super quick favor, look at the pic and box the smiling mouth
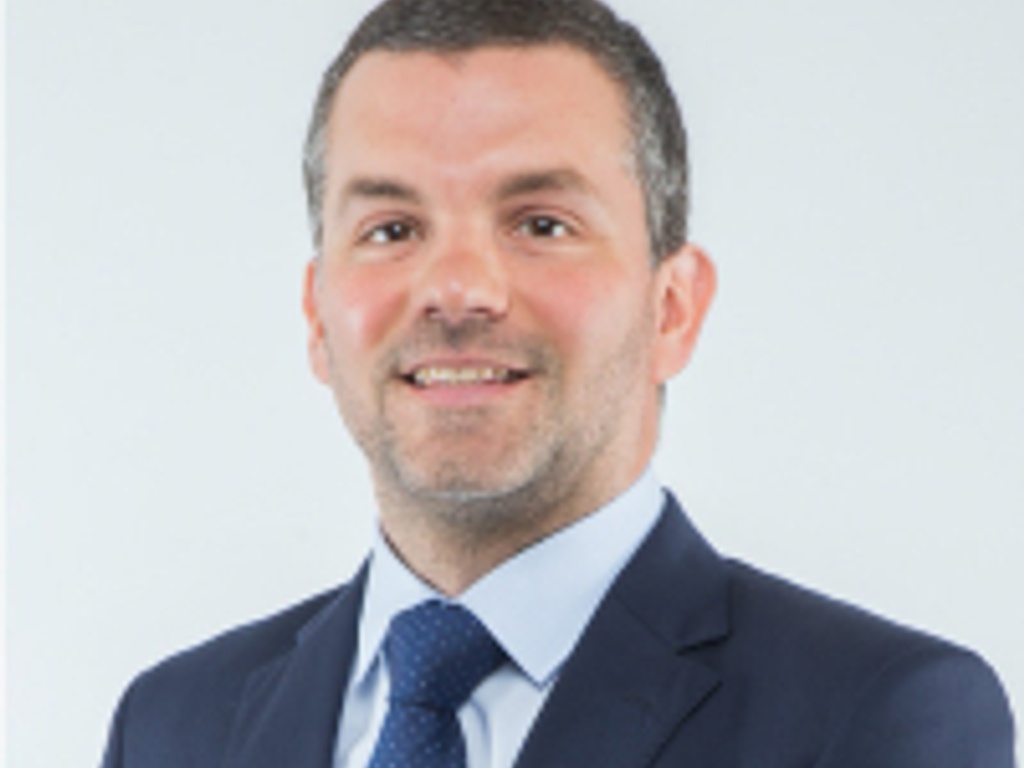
[402,366,530,388]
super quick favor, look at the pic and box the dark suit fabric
[102,496,1016,767]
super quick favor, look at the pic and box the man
[101,1,1016,766]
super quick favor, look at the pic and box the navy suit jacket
[101,496,1016,767]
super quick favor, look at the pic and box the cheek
[523,263,652,355]
[323,266,408,356]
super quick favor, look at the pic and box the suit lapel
[513,496,730,768]
[223,564,368,768]
[219,496,728,768]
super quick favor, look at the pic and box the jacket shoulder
[101,584,350,768]
[138,585,343,692]
[717,560,1015,766]
[727,559,941,658]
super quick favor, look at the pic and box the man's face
[304,45,712,533]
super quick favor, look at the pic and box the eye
[360,219,420,245]
[516,215,573,239]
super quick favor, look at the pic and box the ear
[302,259,331,384]
[651,243,717,384]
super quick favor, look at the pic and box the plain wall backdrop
[8,1,1023,765]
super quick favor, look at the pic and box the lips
[399,362,530,388]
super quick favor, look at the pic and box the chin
[401,466,533,504]
[390,455,558,521]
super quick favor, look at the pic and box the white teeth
[411,367,515,387]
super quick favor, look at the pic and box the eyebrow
[336,168,596,214]
[494,168,596,202]
[338,177,423,213]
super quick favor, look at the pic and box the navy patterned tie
[368,600,506,768]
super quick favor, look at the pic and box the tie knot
[384,601,505,711]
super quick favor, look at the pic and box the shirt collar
[352,468,665,688]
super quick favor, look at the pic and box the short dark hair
[303,0,689,263]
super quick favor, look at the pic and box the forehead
[324,45,633,177]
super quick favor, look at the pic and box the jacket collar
[223,562,368,768]
[511,493,730,768]
[222,493,730,768]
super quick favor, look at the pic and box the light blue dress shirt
[333,469,665,768]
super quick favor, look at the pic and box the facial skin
[303,45,715,594]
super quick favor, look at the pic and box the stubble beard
[330,310,654,552]
[330,319,592,546]
[366,342,582,545]
[373,394,584,544]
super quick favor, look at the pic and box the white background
[7,1,1023,765]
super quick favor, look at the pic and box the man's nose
[413,229,511,323]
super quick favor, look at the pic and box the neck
[379,517,542,596]
[374,461,648,596]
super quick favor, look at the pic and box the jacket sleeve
[816,645,1016,768]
